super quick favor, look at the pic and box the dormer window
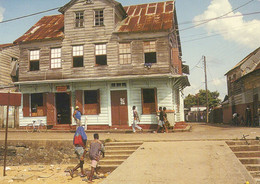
[94,10,104,26]
[75,12,84,28]
[144,41,157,63]
[29,50,40,71]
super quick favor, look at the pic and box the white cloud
[212,77,225,86]
[193,0,260,49]
[0,6,4,22]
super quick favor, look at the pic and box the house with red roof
[223,47,260,126]
[12,0,189,130]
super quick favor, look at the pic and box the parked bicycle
[26,120,47,133]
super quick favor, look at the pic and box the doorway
[56,93,71,124]
[111,90,128,126]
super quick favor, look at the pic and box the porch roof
[14,73,187,85]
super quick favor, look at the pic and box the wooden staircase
[99,141,143,173]
[226,140,260,182]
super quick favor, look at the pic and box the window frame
[75,11,84,28]
[95,43,107,66]
[84,89,100,115]
[72,45,84,68]
[30,93,46,117]
[29,49,40,71]
[50,47,62,69]
[94,9,104,26]
[143,41,157,64]
[119,42,132,65]
[141,88,158,114]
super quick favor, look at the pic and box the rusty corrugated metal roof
[14,14,64,44]
[14,1,175,43]
[116,1,175,33]
[0,43,15,49]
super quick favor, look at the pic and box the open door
[46,93,56,126]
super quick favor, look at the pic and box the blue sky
[0,0,260,100]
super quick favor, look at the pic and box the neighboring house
[185,106,206,122]
[12,0,189,130]
[223,47,260,126]
[0,43,19,128]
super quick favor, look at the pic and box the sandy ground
[0,164,107,184]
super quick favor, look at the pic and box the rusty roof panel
[116,1,175,33]
[14,1,175,43]
[14,14,64,44]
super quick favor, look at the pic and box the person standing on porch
[132,106,143,133]
[245,105,252,127]
[73,106,82,127]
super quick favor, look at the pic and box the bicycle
[26,120,47,133]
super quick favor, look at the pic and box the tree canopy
[184,89,221,109]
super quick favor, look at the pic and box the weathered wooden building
[0,43,19,128]
[13,0,189,129]
[223,47,260,126]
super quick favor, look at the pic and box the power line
[179,0,255,32]
[179,11,260,26]
[0,7,60,24]
[190,57,203,72]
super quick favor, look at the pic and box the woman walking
[132,106,143,133]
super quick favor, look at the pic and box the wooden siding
[0,45,19,86]
[17,0,176,82]
[18,78,182,126]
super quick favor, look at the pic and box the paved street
[0,123,259,141]
[0,123,259,184]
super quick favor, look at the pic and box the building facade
[0,43,19,128]
[223,47,260,126]
[13,0,189,129]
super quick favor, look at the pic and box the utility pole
[203,56,209,123]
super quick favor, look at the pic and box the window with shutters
[142,88,157,114]
[31,93,45,117]
[84,90,100,115]
[29,50,40,71]
[73,45,84,67]
[144,41,157,63]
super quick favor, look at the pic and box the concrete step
[245,164,260,171]
[234,151,260,158]
[250,171,260,178]
[102,155,130,160]
[99,160,124,165]
[98,165,118,173]
[239,158,260,164]
[229,145,260,152]
[105,145,140,150]
[105,142,143,146]
[226,140,260,146]
[105,150,135,155]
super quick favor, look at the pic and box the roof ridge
[123,0,174,8]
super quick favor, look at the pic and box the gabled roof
[115,1,175,33]
[225,47,260,75]
[0,43,15,49]
[58,0,124,14]
[14,14,64,44]
[13,1,176,43]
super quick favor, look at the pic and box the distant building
[185,106,206,122]
[223,47,260,126]
[5,0,189,130]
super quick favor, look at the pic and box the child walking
[88,133,105,182]
[132,106,143,133]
